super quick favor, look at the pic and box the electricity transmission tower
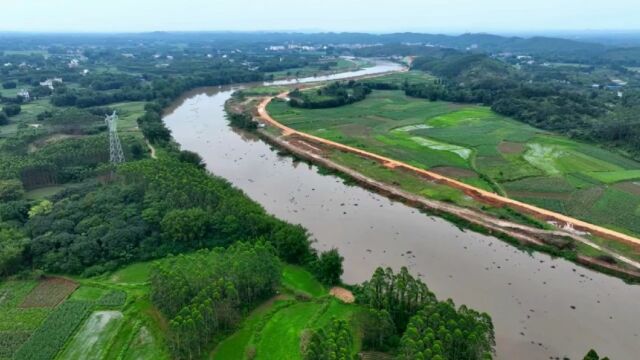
[105,111,125,164]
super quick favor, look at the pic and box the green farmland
[212,266,361,360]
[267,83,640,238]
[0,261,168,360]
[0,260,361,360]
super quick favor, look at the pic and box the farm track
[256,88,640,273]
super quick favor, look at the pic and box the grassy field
[212,265,361,360]
[361,70,435,87]
[282,265,326,297]
[213,298,361,360]
[267,85,640,241]
[110,101,146,141]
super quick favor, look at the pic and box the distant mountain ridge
[1,31,639,65]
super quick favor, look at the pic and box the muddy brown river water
[163,62,640,359]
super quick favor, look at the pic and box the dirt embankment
[220,67,640,279]
[253,120,640,280]
[256,93,640,249]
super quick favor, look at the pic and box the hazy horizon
[4,0,640,33]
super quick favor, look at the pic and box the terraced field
[268,88,640,237]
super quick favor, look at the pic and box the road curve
[257,93,640,249]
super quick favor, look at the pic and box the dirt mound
[498,141,525,154]
[329,287,355,303]
[431,166,477,178]
[614,181,640,196]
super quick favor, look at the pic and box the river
[163,61,640,359]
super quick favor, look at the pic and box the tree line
[355,267,495,359]
[289,81,372,109]
[302,317,354,360]
[150,242,281,359]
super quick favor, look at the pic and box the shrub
[2,105,21,117]
[0,180,24,202]
[2,81,17,89]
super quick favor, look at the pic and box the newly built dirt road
[257,92,640,257]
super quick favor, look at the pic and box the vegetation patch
[430,166,478,178]
[123,326,166,360]
[254,301,329,359]
[0,331,31,359]
[586,169,640,184]
[97,290,127,307]
[614,181,640,196]
[523,143,564,175]
[409,136,471,159]
[14,300,92,360]
[498,141,525,154]
[282,265,326,298]
[107,261,155,284]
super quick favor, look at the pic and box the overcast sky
[4,0,639,33]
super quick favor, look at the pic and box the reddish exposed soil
[20,277,78,308]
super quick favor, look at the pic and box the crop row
[0,330,31,359]
[14,300,92,360]
[97,290,127,307]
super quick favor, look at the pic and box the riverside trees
[289,81,372,109]
[302,318,353,360]
[397,302,495,360]
[149,242,281,359]
[356,267,495,359]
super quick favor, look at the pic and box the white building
[17,89,30,101]
[40,78,63,90]
[68,59,80,68]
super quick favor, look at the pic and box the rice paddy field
[267,83,640,238]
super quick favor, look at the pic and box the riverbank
[254,125,640,282]
[245,88,640,281]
